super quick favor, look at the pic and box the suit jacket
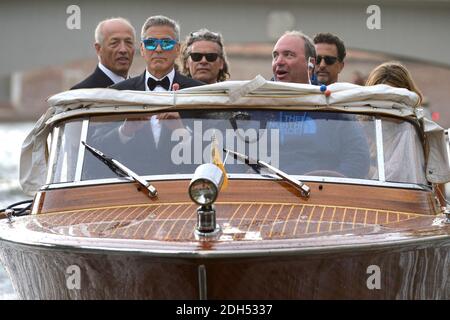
[110,70,204,90]
[70,66,114,89]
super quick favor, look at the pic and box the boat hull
[1,237,448,299]
[1,180,449,299]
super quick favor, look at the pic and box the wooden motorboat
[0,78,449,299]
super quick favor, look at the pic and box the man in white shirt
[71,17,136,89]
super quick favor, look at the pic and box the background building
[1,0,449,126]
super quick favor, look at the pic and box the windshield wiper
[224,148,311,198]
[82,142,157,198]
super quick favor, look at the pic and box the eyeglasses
[142,38,177,51]
[189,52,220,62]
[316,55,338,65]
[190,31,221,40]
[187,31,223,47]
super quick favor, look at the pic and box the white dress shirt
[145,69,175,147]
[118,68,176,147]
[98,63,127,84]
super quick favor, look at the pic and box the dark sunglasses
[316,55,338,65]
[142,38,177,51]
[189,52,220,62]
[190,31,220,38]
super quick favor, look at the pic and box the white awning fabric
[19,76,450,194]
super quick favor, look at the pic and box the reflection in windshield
[81,110,372,180]
[267,112,370,178]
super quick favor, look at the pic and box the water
[0,122,35,300]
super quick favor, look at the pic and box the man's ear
[94,43,101,55]
[140,42,145,57]
[338,61,344,73]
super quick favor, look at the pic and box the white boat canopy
[20,76,450,194]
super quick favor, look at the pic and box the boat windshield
[48,109,427,185]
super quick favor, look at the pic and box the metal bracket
[195,205,221,238]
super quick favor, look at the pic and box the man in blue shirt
[270,31,370,178]
[272,30,316,84]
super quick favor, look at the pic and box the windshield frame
[44,109,428,190]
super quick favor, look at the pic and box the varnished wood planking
[27,201,430,242]
[34,179,438,215]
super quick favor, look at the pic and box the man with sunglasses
[313,33,346,85]
[111,15,203,91]
[181,29,230,84]
[71,17,136,89]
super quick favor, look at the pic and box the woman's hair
[365,61,423,106]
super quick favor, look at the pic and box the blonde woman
[365,61,423,107]
[366,61,426,183]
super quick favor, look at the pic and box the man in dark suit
[111,15,203,91]
[84,16,204,179]
[110,14,204,149]
[71,17,136,89]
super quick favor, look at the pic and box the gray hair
[283,30,316,61]
[94,17,136,44]
[181,28,230,82]
[140,15,180,41]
